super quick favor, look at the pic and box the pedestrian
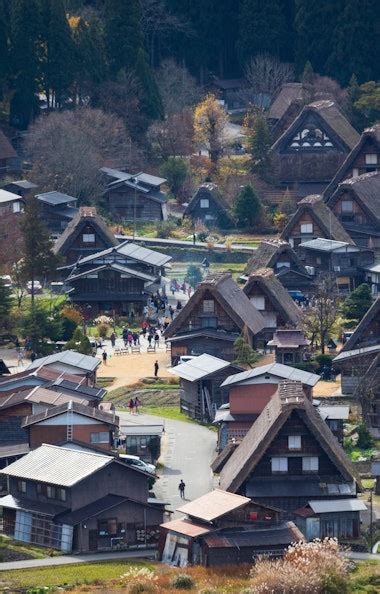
[176,300,182,311]
[154,332,160,348]
[187,286,192,298]
[30,351,37,363]
[169,305,174,320]
[127,332,133,346]
[132,331,139,346]
[135,397,141,414]
[110,332,116,348]
[128,398,134,414]
[17,349,24,367]
[102,350,108,365]
[154,360,159,377]
[147,333,153,347]
[178,480,186,499]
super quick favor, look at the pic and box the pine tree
[135,48,163,120]
[104,0,143,76]
[246,113,272,174]
[341,283,373,324]
[234,185,261,229]
[237,0,287,65]
[20,196,58,305]
[64,327,92,355]
[233,336,260,368]
[0,278,13,328]
[40,0,76,108]
[301,61,315,104]
[0,0,8,100]
[9,0,41,128]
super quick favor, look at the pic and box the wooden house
[2,179,37,198]
[268,83,304,141]
[183,183,234,228]
[244,240,313,292]
[324,123,380,200]
[0,444,164,552]
[27,351,101,386]
[243,268,302,341]
[101,168,167,222]
[270,100,360,198]
[0,130,18,175]
[218,380,363,541]
[36,191,78,235]
[63,241,172,316]
[267,329,310,366]
[53,207,118,265]
[164,273,266,362]
[159,489,301,567]
[281,194,355,251]
[316,404,350,445]
[298,238,373,294]
[169,354,243,422]
[215,363,320,450]
[327,172,380,249]
[0,189,24,216]
[22,400,119,451]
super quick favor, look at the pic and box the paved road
[0,548,157,571]
[118,411,217,516]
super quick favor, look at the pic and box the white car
[27,280,42,294]
[0,275,12,288]
[119,454,156,474]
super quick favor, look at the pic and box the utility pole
[133,179,137,241]
[369,489,374,552]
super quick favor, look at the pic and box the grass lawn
[349,560,380,592]
[0,535,57,561]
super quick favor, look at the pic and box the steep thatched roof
[0,129,17,160]
[184,183,233,221]
[244,240,308,277]
[341,297,380,352]
[328,171,380,224]
[219,380,360,493]
[269,83,303,121]
[243,268,302,326]
[53,207,118,256]
[164,273,265,339]
[281,194,355,244]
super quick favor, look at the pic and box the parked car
[0,275,12,288]
[27,280,42,294]
[342,330,354,344]
[119,454,156,474]
[288,290,307,303]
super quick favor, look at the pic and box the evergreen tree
[9,0,41,128]
[64,327,92,355]
[0,0,8,100]
[185,265,203,288]
[160,157,188,198]
[40,0,76,108]
[104,0,143,76]
[233,336,260,368]
[341,283,372,324]
[301,61,315,104]
[237,0,287,64]
[135,48,163,120]
[234,185,261,229]
[20,196,58,305]
[246,113,272,174]
[0,278,13,329]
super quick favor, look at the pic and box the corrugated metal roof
[7,179,37,190]
[0,493,67,517]
[169,354,232,382]
[203,523,300,548]
[27,351,100,373]
[221,363,320,388]
[334,344,380,361]
[135,173,166,187]
[299,238,357,252]
[36,191,77,206]
[308,499,367,514]
[160,518,211,538]
[0,444,113,486]
[318,405,350,420]
[0,189,22,204]
[117,242,172,267]
[177,489,250,522]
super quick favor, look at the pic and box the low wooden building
[2,179,37,198]
[53,207,118,265]
[36,191,78,234]
[169,354,243,422]
[0,444,164,552]
[0,129,18,175]
[218,380,363,541]
[0,189,24,216]
[183,183,233,228]
[27,351,101,386]
[327,171,380,250]
[243,268,302,341]
[324,123,380,200]
[244,240,313,292]
[270,100,360,198]
[267,329,310,366]
[101,168,167,222]
[165,273,266,362]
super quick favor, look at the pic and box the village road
[118,411,217,516]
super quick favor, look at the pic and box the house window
[98,518,119,536]
[201,317,217,328]
[302,456,319,472]
[341,200,353,213]
[83,233,95,243]
[90,431,109,444]
[276,261,290,269]
[203,299,215,313]
[352,168,359,177]
[17,480,26,493]
[200,199,209,209]
[300,223,313,234]
[271,457,288,473]
[59,488,66,502]
[365,154,378,165]
[251,296,265,310]
[288,435,301,450]
[12,202,21,213]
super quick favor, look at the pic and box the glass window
[17,480,26,493]
[201,317,217,328]
[352,168,359,177]
[83,233,95,243]
[59,489,66,502]
[365,154,378,165]
[203,299,215,313]
[200,199,209,208]
[12,201,21,213]
[271,457,288,473]
[300,223,313,234]
[302,456,319,472]
[288,435,301,450]
[251,296,265,310]
[341,200,353,213]
[90,431,109,444]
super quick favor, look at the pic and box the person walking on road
[154,360,159,378]
[178,480,186,499]
[128,398,134,414]
[135,397,141,414]
[110,332,116,348]
[102,350,108,365]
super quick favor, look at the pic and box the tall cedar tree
[104,0,143,75]
[341,283,373,323]
[10,0,41,128]
[294,0,343,75]
[326,0,379,85]
[0,278,13,329]
[237,0,287,65]
[0,1,8,100]
[234,185,261,229]
[20,196,58,305]
[40,0,75,108]
[135,48,163,120]
[247,114,272,174]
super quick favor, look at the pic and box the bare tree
[302,275,339,353]
[25,108,136,203]
[148,109,194,159]
[0,212,24,273]
[156,59,201,116]
[241,54,294,109]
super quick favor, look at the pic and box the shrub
[357,423,374,450]
[97,323,110,340]
[156,220,176,239]
[170,573,195,589]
